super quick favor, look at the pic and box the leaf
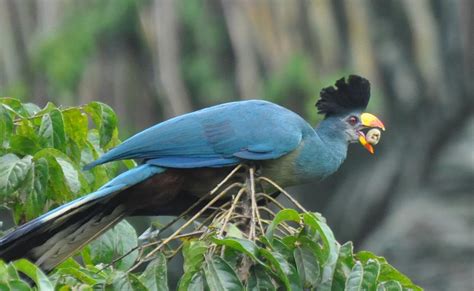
[186,271,206,291]
[139,253,169,291]
[34,148,84,199]
[55,267,98,285]
[203,256,243,291]
[182,240,207,274]
[333,242,356,290]
[362,259,380,291]
[356,252,422,291]
[6,280,30,291]
[38,109,67,152]
[9,135,42,156]
[12,259,54,291]
[259,249,292,290]
[89,220,138,270]
[63,108,88,146]
[0,105,13,147]
[302,212,339,290]
[247,265,276,291]
[376,280,403,291]
[107,271,145,291]
[265,209,301,242]
[345,262,364,291]
[0,98,29,118]
[0,154,32,198]
[293,245,320,288]
[84,102,118,148]
[21,103,41,116]
[179,240,208,290]
[211,236,261,263]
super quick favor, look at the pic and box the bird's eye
[347,116,358,125]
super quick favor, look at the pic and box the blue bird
[0,75,385,271]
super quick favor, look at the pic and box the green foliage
[0,100,421,290]
[0,98,134,224]
[0,211,422,290]
[33,0,144,95]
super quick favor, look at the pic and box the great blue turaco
[0,75,385,272]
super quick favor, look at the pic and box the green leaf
[0,260,20,281]
[345,262,364,291]
[211,236,261,263]
[293,245,320,288]
[0,154,32,198]
[107,271,145,291]
[84,102,118,148]
[333,242,356,290]
[0,105,13,147]
[38,109,67,152]
[63,108,88,146]
[55,267,98,285]
[186,271,206,291]
[302,212,339,290]
[203,256,243,291]
[179,240,208,290]
[356,252,422,291]
[89,220,138,270]
[362,259,380,291]
[6,280,30,291]
[10,135,42,156]
[139,253,169,291]
[376,280,403,291]
[34,148,83,199]
[12,259,54,291]
[247,265,276,291]
[182,240,207,274]
[21,103,41,116]
[265,209,300,242]
[0,98,29,118]
[259,249,293,290]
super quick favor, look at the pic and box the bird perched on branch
[0,75,385,272]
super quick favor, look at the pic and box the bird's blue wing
[85,100,312,169]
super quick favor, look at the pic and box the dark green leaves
[0,99,127,224]
[204,256,243,290]
[293,245,320,288]
[89,220,138,271]
[0,154,32,197]
[139,253,169,291]
[84,102,118,148]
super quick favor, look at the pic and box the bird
[0,75,385,272]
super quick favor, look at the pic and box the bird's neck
[293,117,349,182]
[314,117,349,158]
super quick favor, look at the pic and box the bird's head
[316,75,385,154]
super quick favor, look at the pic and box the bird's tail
[0,164,164,272]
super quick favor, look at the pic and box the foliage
[0,98,134,225]
[0,211,422,290]
[0,100,422,290]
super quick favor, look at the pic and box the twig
[256,193,285,210]
[130,182,242,271]
[257,177,308,212]
[249,167,265,236]
[218,188,246,237]
[210,164,244,195]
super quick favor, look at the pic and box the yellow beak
[359,113,385,154]
[360,113,385,131]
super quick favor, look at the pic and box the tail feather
[0,164,164,272]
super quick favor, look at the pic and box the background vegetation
[0,0,472,290]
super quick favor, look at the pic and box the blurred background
[0,0,472,289]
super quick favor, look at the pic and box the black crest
[316,75,370,116]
